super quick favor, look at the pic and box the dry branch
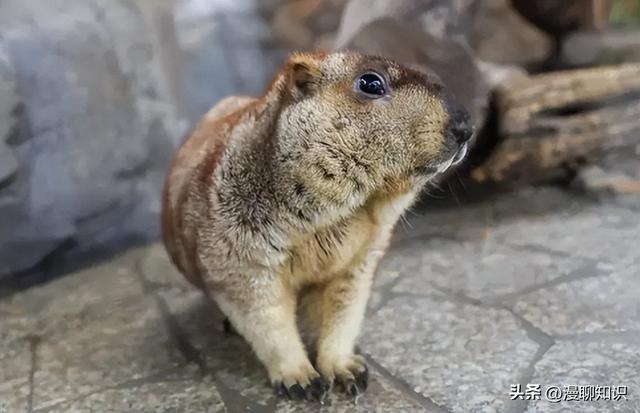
[471,64,640,184]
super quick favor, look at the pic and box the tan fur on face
[161,51,470,399]
[275,54,451,215]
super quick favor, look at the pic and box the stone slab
[360,294,539,413]
[526,340,640,413]
[1,187,639,412]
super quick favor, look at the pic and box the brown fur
[161,51,472,401]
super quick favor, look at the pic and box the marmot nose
[443,97,474,144]
[448,117,473,144]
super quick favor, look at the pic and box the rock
[527,340,640,413]
[508,0,612,69]
[270,0,323,50]
[335,0,489,126]
[268,0,349,51]
[0,46,19,185]
[361,294,538,413]
[469,0,552,66]
[562,30,640,67]
[476,59,528,90]
[175,0,288,123]
[573,165,640,195]
[0,0,185,278]
[510,0,612,40]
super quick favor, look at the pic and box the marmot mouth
[436,142,468,174]
[452,142,469,166]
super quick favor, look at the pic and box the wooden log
[471,64,640,184]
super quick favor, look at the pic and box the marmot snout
[161,51,473,402]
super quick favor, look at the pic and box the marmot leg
[304,271,373,397]
[211,276,330,401]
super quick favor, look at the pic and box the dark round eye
[356,72,387,98]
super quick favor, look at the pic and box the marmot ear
[288,52,324,98]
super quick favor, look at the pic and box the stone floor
[1,186,639,413]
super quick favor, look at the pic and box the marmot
[161,51,473,402]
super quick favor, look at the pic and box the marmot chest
[283,210,378,287]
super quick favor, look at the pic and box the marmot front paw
[272,369,330,402]
[319,353,369,398]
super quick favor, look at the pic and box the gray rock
[387,189,640,308]
[52,378,228,413]
[0,0,185,278]
[469,0,551,65]
[361,294,538,413]
[333,0,547,129]
[389,237,588,302]
[0,45,19,185]
[0,248,185,411]
[526,340,640,413]
[174,0,288,123]
[335,0,489,126]
[0,309,32,413]
[384,186,640,338]
[364,187,640,412]
[562,30,640,67]
[512,266,640,337]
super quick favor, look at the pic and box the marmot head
[274,51,474,203]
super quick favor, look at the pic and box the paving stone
[360,294,539,413]
[398,187,586,245]
[485,199,640,336]
[139,242,193,293]
[0,251,143,412]
[0,249,189,411]
[512,267,640,336]
[387,237,586,302]
[525,340,640,413]
[31,306,182,411]
[2,187,639,412]
[380,187,605,303]
[384,189,640,340]
[490,203,640,272]
[47,376,227,413]
[0,300,32,413]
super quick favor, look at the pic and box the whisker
[420,186,445,200]
[400,213,413,230]
[448,180,461,206]
[429,180,445,192]
[456,171,469,196]
[404,206,422,218]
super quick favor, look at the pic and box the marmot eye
[356,72,387,98]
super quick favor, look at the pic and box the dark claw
[273,382,288,398]
[338,363,369,398]
[222,318,237,336]
[273,378,330,402]
[289,383,306,400]
[308,377,330,402]
[355,364,369,392]
[347,380,359,397]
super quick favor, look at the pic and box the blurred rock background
[1,0,639,283]
[0,0,184,281]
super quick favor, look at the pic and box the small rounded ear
[288,53,324,98]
